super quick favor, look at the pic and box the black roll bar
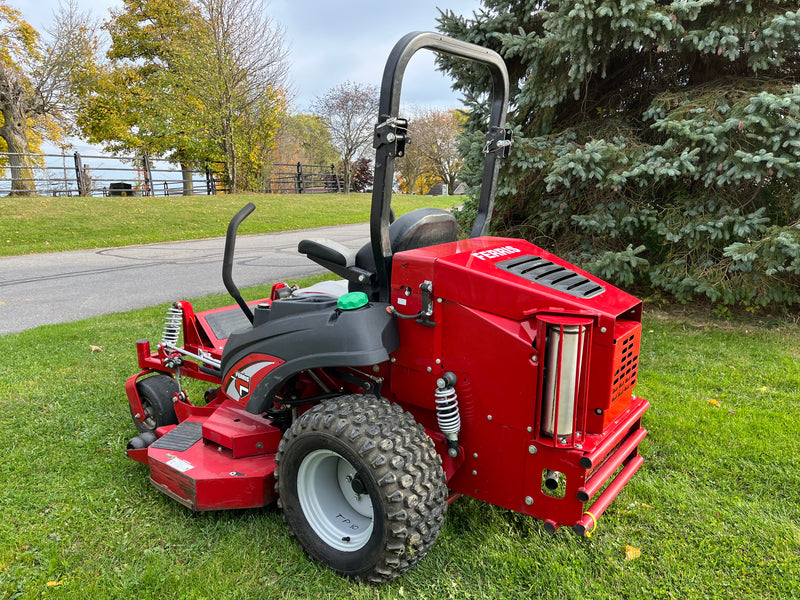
[370,31,510,302]
[223,202,256,323]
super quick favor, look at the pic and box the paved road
[0,223,369,335]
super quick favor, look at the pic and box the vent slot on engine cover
[496,255,605,299]
[611,328,639,403]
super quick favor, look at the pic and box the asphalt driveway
[0,223,368,335]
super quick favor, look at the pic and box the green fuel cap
[337,291,369,310]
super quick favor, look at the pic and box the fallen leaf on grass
[625,545,641,561]
[90,345,103,352]
[707,398,721,407]
[641,503,655,509]
[46,580,61,587]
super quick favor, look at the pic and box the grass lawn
[0,193,461,257]
[1,192,798,597]
[0,285,798,598]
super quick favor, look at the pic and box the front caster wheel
[131,374,179,433]
[275,395,448,583]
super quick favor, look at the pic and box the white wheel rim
[296,449,374,551]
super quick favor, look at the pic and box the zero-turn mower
[124,31,649,583]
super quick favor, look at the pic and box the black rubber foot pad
[204,307,251,341]
[150,421,203,452]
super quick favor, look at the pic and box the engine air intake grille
[612,330,639,402]
[496,255,605,299]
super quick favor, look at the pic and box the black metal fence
[0,152,225,197]
[266,162,342,194]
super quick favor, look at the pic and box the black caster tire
[131,374,179,433]
[275,395,448,583]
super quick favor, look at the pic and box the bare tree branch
[311,81,378,193]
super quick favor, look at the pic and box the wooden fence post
[295,162,303,194]
[73,152,86,196]
[205,166,216,195]
[142,153,153,196]
[332,164,342,193]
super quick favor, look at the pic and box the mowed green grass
[0,193,461,256]
[0,290,798,599]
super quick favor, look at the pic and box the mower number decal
[471,245,521,261]
[167,456,194,472]
[224,355,284,406]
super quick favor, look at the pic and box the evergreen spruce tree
[438,0,800,307]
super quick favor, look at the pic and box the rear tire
[132,374,179,433]
[275,395,447,583]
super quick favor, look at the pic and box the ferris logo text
[471,245,521,261]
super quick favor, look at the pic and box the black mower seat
[354,207,458,272]
[297,207,458,294]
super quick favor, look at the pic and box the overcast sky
[17,0,485,112]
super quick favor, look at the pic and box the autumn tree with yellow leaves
[80,0,290,193]
[0,0,99,195]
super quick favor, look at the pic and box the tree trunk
[342,159,351,194]
[228,149,237,193]
[223,133,237,194]
[180,161,194,196]
[446,175,456,196]
[0,106,37,196]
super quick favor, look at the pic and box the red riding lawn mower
[124,32,649,583]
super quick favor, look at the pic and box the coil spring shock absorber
[435,371,460,457]
[161,304,183,347]
[160,304,185,396]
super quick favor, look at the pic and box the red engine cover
[385,236,648,531]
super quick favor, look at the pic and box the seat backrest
[354,207,458,272]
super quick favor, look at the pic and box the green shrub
[438,0,800,307]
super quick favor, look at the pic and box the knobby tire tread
[274,394,448,584]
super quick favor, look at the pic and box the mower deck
[129,399,280,511]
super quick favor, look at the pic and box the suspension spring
[161,305,183,347]
[435,371,461,437]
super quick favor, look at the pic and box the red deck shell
[147,419,278,511]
